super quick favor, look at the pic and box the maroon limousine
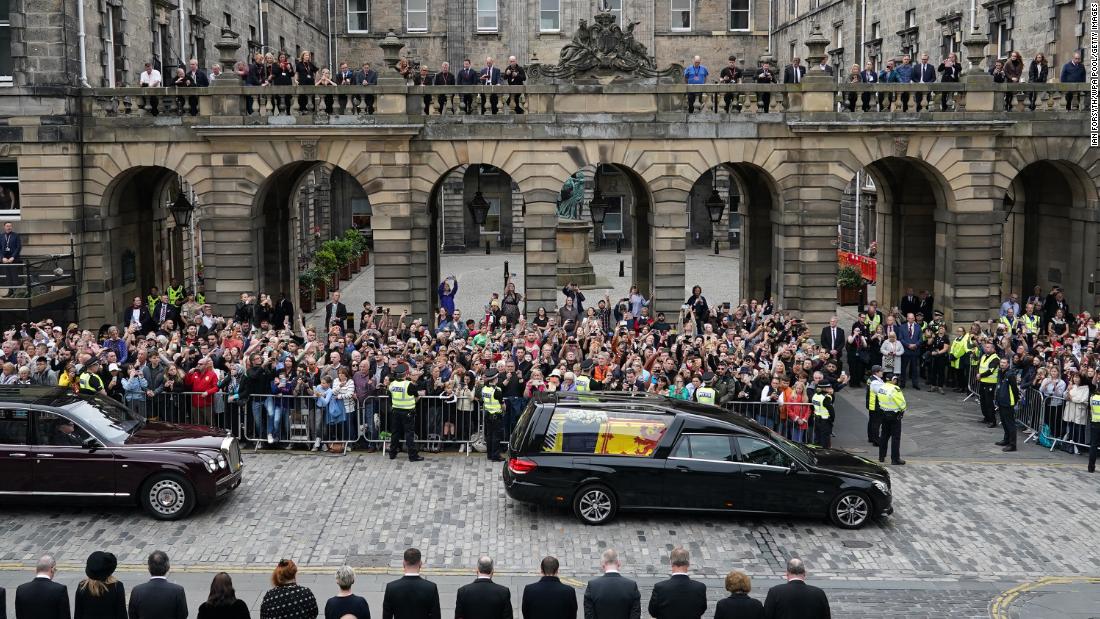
[0,386,243,520]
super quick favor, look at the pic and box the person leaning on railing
[937,53,960,112]
[1026,53,1048,111]
[1060,52,1086,110]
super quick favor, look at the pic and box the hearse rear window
[541,409,670,456]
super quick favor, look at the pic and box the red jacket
[184,368,219,407]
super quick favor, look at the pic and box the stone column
[650,187,688,319]
[777,176,845,328]
[372,195,428,318]
[936,208,1002,326]
[523,189,558,317]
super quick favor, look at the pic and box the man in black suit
[479,56,502,114]
[128,550,187,619]
[325,290,348,332]
[819,316,846,371]
[14,555,69,619]
[432,61,456,113]
[457,58,479,114]
[647,548,706,619]
[783,57,806,84]
[522,556,577,619]
[151,293,180,329]
[455,555,511,619]
[911,52,937,111]
[762,558,830,619]
[382,547,441,619]
[274,291,295,329]
[917,290,934,322]
[583,549,640,619]
[899,288,920,317]
[122,295,152,333]
[186,57,209,115]
[357,62,379,113]
[335,61,356,114]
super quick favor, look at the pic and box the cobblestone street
[2,391,1097,617]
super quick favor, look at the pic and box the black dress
[74,581,127,619]
[324,593,371,619]
[714,592,765,619]
[198,599,252,619]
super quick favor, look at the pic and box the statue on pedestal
[557,171,585,220]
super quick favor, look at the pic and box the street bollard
[619,260,625,277]
[504,260,509,285]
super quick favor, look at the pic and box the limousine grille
[222,437,243,472]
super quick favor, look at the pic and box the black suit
[521,576,577,619]
[714,593,764,619]
[582,572,640,619]
[432,71,456,113]
[457,67,479,113]
[761,580,830,619]
[152,301,180,327]
[783,64,806,84]
[479,67,502,114]
[186,69,209,115]
[646,574,706,619]
[918,296,934,321]
[455,578,512,619]
[75,580,126,619]
[899,295,920,317]
[820,326,846,368]
[382,574,441,619]
[912,63,936,110]
[15,577,69,619]
[122,305,153,332]
[325,301,348,331]
[128,578,188,619]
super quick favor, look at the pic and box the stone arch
[1004,159,1100,314]
[98,164,198,323]
[860,155,952,319]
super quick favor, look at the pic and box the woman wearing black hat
[75,551,126,619]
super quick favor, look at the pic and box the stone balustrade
[82,82,1090,122]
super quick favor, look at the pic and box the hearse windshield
[62,395,144,443]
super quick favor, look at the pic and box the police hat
[701,372,715,383]
[870,364,884,374]
[484,368,500,380]
[580,359,595,371]
[393,364,408,377]
[818,380,834,389]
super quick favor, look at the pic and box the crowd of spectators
[133,47,1089,117]
[5,548,832,619]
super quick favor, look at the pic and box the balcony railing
[84,82,1091,121]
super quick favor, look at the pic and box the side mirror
[83,436,101,450]
[787,461,799,474]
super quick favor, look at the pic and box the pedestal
[556,220,596,287]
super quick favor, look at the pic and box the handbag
[1038,424,1053,448]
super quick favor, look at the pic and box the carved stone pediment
[529,11,681,83]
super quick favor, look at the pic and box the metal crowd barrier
[242,393,360,452]
[722,399,825,445]
[364,394,485,456]
[123,391,240,436]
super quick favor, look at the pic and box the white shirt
[140,69,163,87]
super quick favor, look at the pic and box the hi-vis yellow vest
[979,354,999,384]
[481,385,502,414]
[695,386,716,405]
[1090,394,1100,423]
[389,380,415,410]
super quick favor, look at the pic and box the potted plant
[344,228,368,267]
[328,238,355,280]
[313,247,339,293]
[837,265,864,306]
[298,268,318,312]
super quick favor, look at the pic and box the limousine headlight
[197,452,219,473]
[872,480,890,496]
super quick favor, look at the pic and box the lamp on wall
[466,165,491,254]
[169,190,194,228]
[705,169,727,254]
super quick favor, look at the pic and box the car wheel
[829,490,872,529]
[141,473,196,521]
[573,485,617,525]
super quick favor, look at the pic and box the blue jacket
[1060,61,1085,83]
[895,322,922,355]
[1,231,20,260]
[894,63,914,83]
[880,69,899,83]
[438,280,457,315]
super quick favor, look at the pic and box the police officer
[874,376,907,465]
[867,365,884,447]
[693,372,716,405]
[811,381,835,448]
[167,279,185,307]
[977,342,1000,428]
[481,368,505,462]
[387,365,423,462]
[78,360,107,397]
[949,327,972,393]
[1088,387,1100,473]
[575,360,594,393]
[994,358,1020,452]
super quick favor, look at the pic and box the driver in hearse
[51,418,84,446]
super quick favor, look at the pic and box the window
[224,12,232,28]
[606,0,623,25]
[671,434,735,461]
[734,436,791,467]
[671,0,692,31]
[905,9,916,28]
[407,0,427,32]
[871,21,880,40]
[541,409,670,456]
[942,34,957,59]
[600,195,623,236]
[995,21,1010,58]
[0,409,28,445]
[729,0,749,31]
[476,0,497,32]
[480,197,500,234]
[834,25,842,48]
[788,0,797,17]
[348,0,370,32]
[105,5,118,87]
[35,412,93,447]
[279,36,286,52]
[0,161,18,217]
[0,0,10,83]
[539,0,560,32]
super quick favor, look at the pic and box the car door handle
[676,465,691,472]
[745,472,761,480]
[34,453,53,458]
[8,453,27,457]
